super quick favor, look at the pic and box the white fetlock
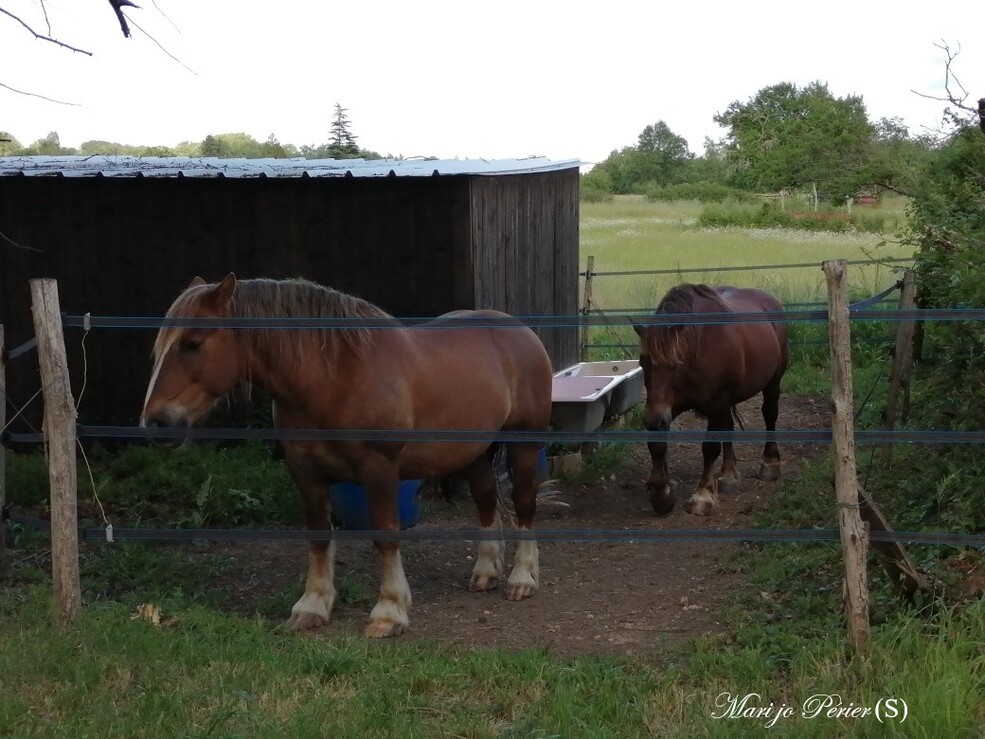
[505,535,539,601]
[287,589,335,631]
[684,488,719,516]
[471,515,505,591]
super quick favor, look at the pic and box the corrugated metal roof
[0,155,581,178]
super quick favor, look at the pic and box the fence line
[0,264,952,649]
[5,510,983,547]
[580,257,913,278]
[7,427,985,445]
[52,306,985,331]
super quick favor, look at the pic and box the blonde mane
[152,277,395,368]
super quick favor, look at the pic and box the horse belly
[396,441,494,479]
[732,325,785,398]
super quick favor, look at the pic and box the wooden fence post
[580,256,594,362]
[30,279,82,626]
[881,270,917,468]
[0,324,6,564]
[823,259,870,651]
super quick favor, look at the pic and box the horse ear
[212,272,237,308]
[188,276,206,288]
[632,323,646,337]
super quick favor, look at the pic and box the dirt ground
[210,393,831,658]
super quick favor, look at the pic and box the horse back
[407,309,553,428]
[713,286,788,387]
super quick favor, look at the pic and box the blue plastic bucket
[494,447,549,487]
[329,480,422,530]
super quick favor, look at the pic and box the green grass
[578,194,911,396]
[1,578,982,737]
[7,442,299,528]
[580,195,912,315]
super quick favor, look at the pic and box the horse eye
[179,338,203,354]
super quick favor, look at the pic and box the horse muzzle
[141,413,190,447]
[644,408,672,432]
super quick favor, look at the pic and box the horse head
[632,284,713,431]
[633,321,686,431]
[141,273,243,440]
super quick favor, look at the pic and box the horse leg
[757,379,782,481]
[462,450,504,592]
[363,459,411,638]
[717,412,741,495]
[685,411,729,516]
[646,440,675,515]
[284,458,336,631]
[505,442,540,601]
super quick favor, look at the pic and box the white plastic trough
[550,360,646,433]
[555,360,645,418]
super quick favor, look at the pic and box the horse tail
[488,441,508,482]
[731,405,746,430]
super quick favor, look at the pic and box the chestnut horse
[634,284,788,516]
[141,274,552,638]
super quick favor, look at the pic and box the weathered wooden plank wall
[0,169,578,430]
[469,170,579,370]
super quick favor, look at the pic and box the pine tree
[328,103,359,157]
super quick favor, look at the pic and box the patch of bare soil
[211,394,830,657]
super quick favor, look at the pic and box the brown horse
[141,274,553,638]
[634,284,788,516]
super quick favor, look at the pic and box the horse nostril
[144,414,185,446]
[644,411,672,433]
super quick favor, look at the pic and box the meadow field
[4,196,984,738]
[579,196,912,314]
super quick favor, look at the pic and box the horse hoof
[505,582,537,601]
[469,574,500,592]
[284,610,330,632]
[364,620,406,638]
[684,491,718,517]
[757,462,781,482]
[648,484,675,516]
[718,477,740,496]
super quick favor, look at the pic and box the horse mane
[643,283,729,366]
[153,277,395,369]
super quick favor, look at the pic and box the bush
[5,452,49,508]
[580,186,613,203]
[644,181,758,204]
[697,201,889,233]
[4,443,300,528]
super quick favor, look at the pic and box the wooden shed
[0,155,580,428]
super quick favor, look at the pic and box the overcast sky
[2,0,982,165]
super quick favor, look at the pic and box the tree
[859,117,933,196]
[896,45,985,530]
[20,131,76,155]
[0,131,22,155]
[1,1,141,103]
[327,103,359,158]
[591,120,694,193]
[714,82,874,202]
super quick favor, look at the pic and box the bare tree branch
[107,0,140,38]
[151,0,180,33]
[128,16,197,75]
[0,7,93,55]
[0,80,81,106]
[0,227,44,253]
[911,42,979,116]
[40,0,52,36]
